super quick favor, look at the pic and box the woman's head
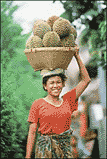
[42,73,67,96]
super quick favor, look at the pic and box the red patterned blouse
[27,88,78,134]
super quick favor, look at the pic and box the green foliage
[79,27,91,46]
[99,21,106,40]
[99,20,106,63]
[1,47,46,129]
[1,1,47,158]
[1,48,46,157]
[55,0,106,69]
[1,1,29,70]
[60,11,69,20]
[1,100,25,158]
[59,1,99,23]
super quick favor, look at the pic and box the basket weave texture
[24,46,79,71]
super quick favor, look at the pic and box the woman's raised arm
[73,48,91,102]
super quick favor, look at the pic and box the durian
[26,35,33,49]
[53,18,71,38]
[69,25,77,40]
[26,35,43,48]
[60,34,75,47]
[43,31,60,47]
[32,19,46,32]
[47,15,59,30]
[33,22,51,39]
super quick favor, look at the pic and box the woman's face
[44,76,64,97]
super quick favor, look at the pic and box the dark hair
[42,73,67,91]
[81,96,86,102]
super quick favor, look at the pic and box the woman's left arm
[73,47,91,102]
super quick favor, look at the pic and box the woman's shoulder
[62,88,76,98]
[33,98,44,104]
[31,98,44,107]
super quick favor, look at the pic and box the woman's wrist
[25,154,31,159]
[74,53,80,59]
[25,156,30,159]
[74,46,79,57]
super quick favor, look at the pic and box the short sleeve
[27,100,39,124]
[63,88,78,113]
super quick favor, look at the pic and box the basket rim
[24,45,79,53]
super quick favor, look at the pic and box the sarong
[35,129,79,158]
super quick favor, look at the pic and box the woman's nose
[53,83,58,87]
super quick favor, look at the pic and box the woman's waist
[38,128,73,137]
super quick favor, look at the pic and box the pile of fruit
[26,15,77,48]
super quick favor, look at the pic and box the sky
[12,1,106,35]
[12,1,66,35]
[12,1,86,36]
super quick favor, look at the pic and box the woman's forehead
[48,76,62,81]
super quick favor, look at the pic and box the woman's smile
[52,89,60,91]
[52,89,61,93]
[52,88,61,93]
[44,76,64,97]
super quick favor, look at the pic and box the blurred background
[1,1,106,158]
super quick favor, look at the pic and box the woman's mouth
[53,89,59,91]
[52,89,61,92]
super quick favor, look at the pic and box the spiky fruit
[47,15,59,30]
[32,19,46,32]
[34,19,46,25]
[33,22,51,39]
[26,35,43,48]
[60,34,75,47]
[43,31,60,47]
[69,25,77,40]
[53,18,71,38]
[26,35,33,49]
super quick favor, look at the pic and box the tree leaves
[56,0,106,69]
[99,21,106,40]
[83,9,98,19]
[79,27,90,46]
[1,2,30,158]
[1,1,26,70]
[1,1,46,153]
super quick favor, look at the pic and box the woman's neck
[45,94,60,102]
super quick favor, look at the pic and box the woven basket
[24,46,79,71]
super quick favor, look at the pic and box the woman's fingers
[71,110,81,119]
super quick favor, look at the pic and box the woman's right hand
[71,110,81,119]
[25,156,31,159]
[25,123,37,159]
[74,46,79,57]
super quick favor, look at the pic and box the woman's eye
[50,82,54,84]
[49,81,61,84]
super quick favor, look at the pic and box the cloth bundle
[40,68,65,78]
[35,128,79,158]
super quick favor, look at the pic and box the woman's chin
[51,92,60,97]
[48,89,62,97]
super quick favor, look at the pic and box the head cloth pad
[40,68,65,78]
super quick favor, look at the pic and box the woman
[25,48,91,158]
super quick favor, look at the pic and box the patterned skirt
[35,129,79,158]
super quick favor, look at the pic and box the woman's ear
[43,84,47,91]
[62,81,65,87]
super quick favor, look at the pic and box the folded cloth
[78,139,95,158]
[40,68,65,78]
[35,129,79,158]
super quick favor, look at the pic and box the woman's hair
[81,96,86,102]
[42,73,67,91]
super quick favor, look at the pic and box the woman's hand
[71,110,81,120]
[25,156,31,159]
[74,46,79,57]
